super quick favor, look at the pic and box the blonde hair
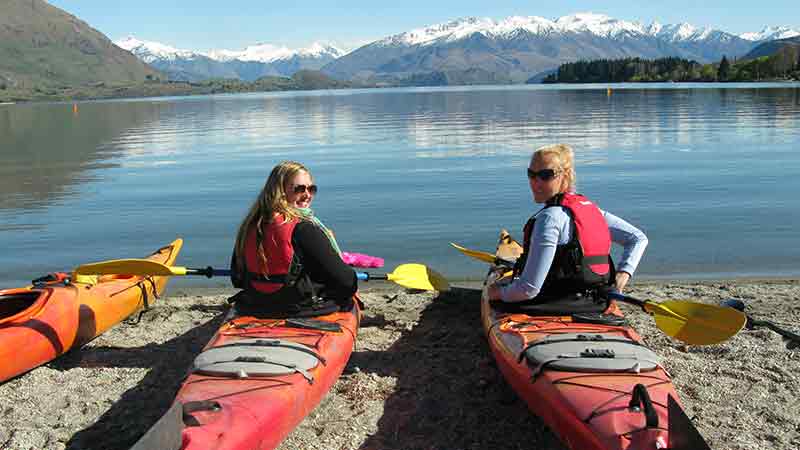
[233,161,312,273]
[532,143,576,193]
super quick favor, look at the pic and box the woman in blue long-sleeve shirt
[486,144,647,304]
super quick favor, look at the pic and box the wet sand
[1,279,798,450]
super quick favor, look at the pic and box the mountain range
[2,2,799,93]
[323,14,800,83]
[121,13,799,84]
[115,37,344,82]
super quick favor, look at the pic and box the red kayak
[481,230,709,450]
[132,300,360,450]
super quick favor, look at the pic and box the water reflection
[0,101,165,212]
[1,84,799,286]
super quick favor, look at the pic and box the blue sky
[49,0,799,51]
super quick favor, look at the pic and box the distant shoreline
[3,79,800,104]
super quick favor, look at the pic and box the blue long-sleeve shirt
[499,207,648,303]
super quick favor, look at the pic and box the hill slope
[0,0,159,89]
[743,36,800,59]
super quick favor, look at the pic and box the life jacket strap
[243,272,289,284]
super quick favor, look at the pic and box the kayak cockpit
[0,290,47,324]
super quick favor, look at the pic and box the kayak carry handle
[629,383,659,429]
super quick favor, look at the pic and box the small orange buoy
[607,87,612,96]
[72,103,78,114]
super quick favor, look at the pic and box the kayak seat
[0,292,41,321]
[571,312,628,327]
[490,291,608,316]
[192,338,324,383]
[522,333,662,380]
[284,318,342,332]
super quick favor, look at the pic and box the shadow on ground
[352,286,567,450]
[63,305,227,450]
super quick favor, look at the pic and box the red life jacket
[229,215,346,317]
[240,214,301,294]
[514,192,614,298]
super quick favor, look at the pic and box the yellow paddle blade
[426,268,451,292]
[75,259,187,276]
[386,264,450,291]
[646,300,747,345]
[450,242,496,264]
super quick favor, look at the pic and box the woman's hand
[615,271,631,293]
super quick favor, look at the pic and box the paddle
[74,259,449,292]
[605,291,746,346]
[355,263,449,291]
[450,242,516,267]
[721,298,800,349]
[451,242,746,345]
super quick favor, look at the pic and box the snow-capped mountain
[648,22,716,42]
[373,13,769,47]
[116,37,201,62]
[116,36,238,81]
[323,13,782,83]
[553,12,648,37]
[377,14,652,47]
[206,42,343,63]
[115,37,345,82]
[740,26,800,42]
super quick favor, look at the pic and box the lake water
[2,83,799,289]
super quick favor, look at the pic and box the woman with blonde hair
[229,161,357,317]
[486,144,647,310]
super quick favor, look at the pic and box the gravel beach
[1,279,798,450]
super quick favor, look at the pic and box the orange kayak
[482,230,709,450]
[132,300,360,450]
[0,239,182,383]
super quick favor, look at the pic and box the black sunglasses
[527,168,560,181]
[292,184,318,194]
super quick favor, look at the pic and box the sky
[48,0,800,52]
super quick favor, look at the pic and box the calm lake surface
[2,83,799,288]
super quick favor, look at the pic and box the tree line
[542,50,800,83]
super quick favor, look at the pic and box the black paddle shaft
[722,298,800,348]
[189,267,383,283]
[606,291,647,311]
[356,273,387,281]
[185,267,232,278]
[750,318,800,346]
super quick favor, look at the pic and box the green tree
[718,55,730,81]
[700,64,716,81]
